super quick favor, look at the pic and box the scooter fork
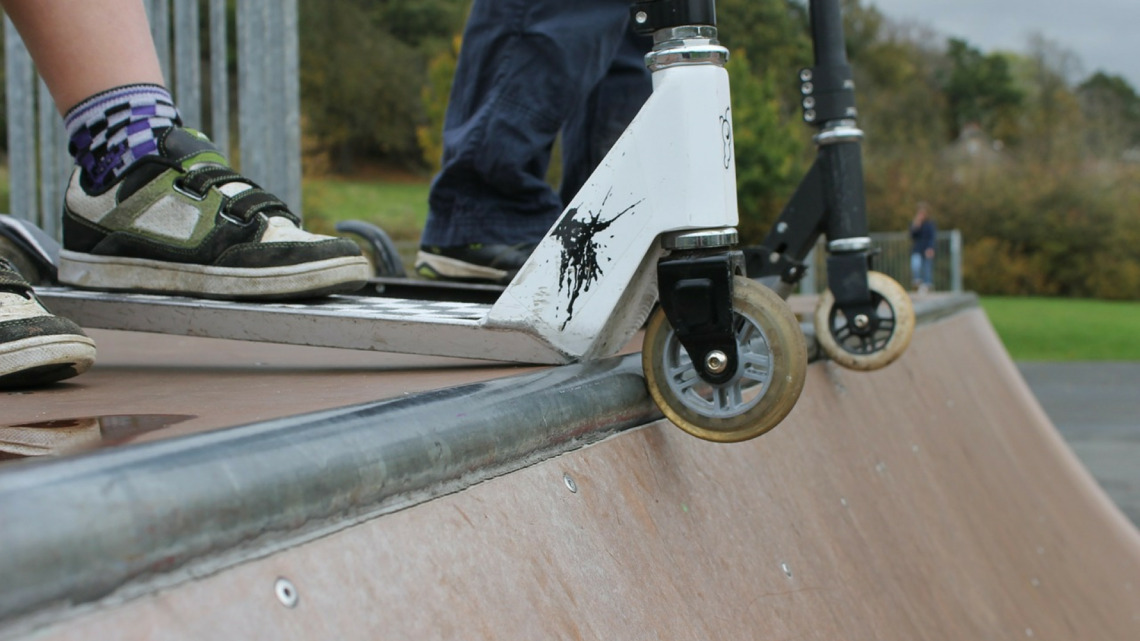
[489,0,808,441]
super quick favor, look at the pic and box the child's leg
[0,0,149,386]
[2,0,370,300]
[0,0,164,114]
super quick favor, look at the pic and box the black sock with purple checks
[64,84,182,193]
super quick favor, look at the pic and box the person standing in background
[909,201,936,294]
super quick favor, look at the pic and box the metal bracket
[825,251,884,339]
[657,249,745,385]
[631,0,717,35]
[798,64,857,124]
[743,161,826,287]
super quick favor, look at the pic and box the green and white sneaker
[59,127,371,300]
[0,259,96,388]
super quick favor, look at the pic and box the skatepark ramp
[1,295,1138,639]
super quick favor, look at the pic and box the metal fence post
[173,0,202,130]
[949,229,963,293]
[237,0,302,216]
[35,78,67,239]
[209,0,230,156]
[800,248,818,295]
[4,19,36,223]
[145,0,172,85]
[236,0,266,202]
[283,0,303,216]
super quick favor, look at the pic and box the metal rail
[801,230,964,294]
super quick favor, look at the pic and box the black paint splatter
[553,190,641,330]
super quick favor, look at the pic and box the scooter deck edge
[34,287,570,365]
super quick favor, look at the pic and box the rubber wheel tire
[643,276,808,443]
[814,270,915,371]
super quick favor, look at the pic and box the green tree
[718,0,809,63]
[841,4,948,152]
[298,0,467,172]
[727,49,806,241]
[417,36,460,172]
[833,2,950,230]
[716,0,811,112]
[1011,35,1084,163]
[375,0,467,49]
[1078,71,1140,158]
[942,38,1023,140]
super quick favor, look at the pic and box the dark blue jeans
[421,0,652,247]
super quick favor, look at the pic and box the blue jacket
[910,219,936,254]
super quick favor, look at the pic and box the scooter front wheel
[814,271,914,371]
[643,277,807,443]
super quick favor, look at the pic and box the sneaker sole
[0,334,97,388]
[414,251,510,284]
[58,251,372,300]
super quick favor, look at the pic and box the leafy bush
[298,0,465,172]
[727,49,809,242]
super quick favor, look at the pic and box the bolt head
[705,350,729,374]
[853,314,870,329]
[275,578,299,608]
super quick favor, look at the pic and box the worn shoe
[0,259,96,388]
[415,243,535,285]
[59,127,371,300]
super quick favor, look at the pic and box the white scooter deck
[33,287,568,363]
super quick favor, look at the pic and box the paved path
[1019,362,1140,527]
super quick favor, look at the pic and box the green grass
[0,165,10,215]
[980,297,1140,361]
[301,176,430,241]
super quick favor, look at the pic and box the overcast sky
[866,0,1140,88]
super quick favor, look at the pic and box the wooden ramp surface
[2,303,1139,640]
[1,329,540,440]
